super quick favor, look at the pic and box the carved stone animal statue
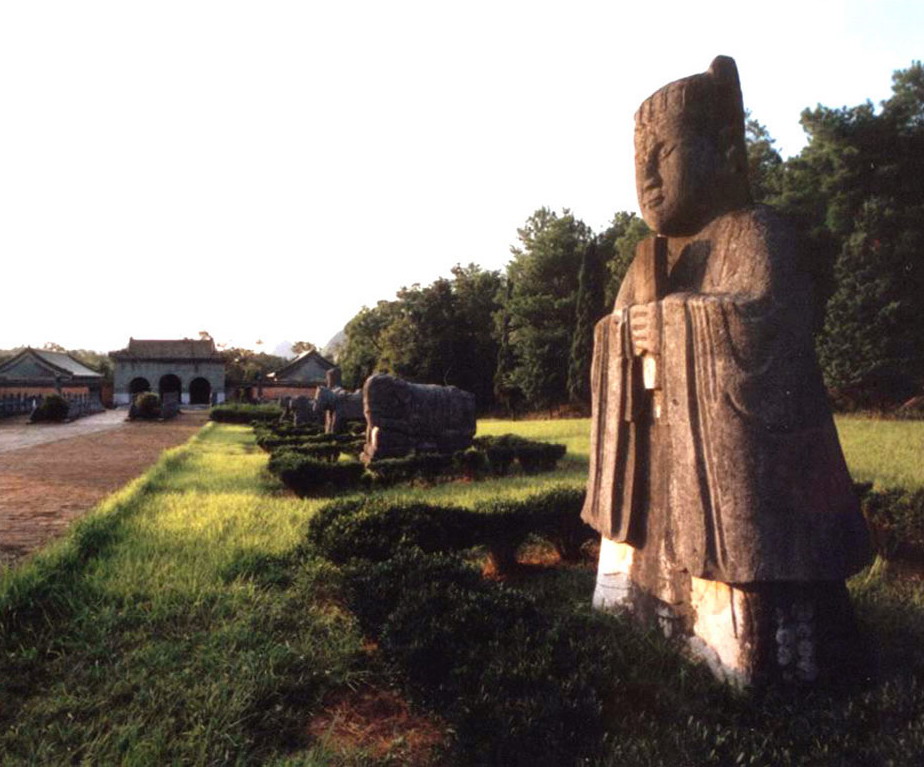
[314,386,364,433]
[361,373,476,462]
[292,395,320,427]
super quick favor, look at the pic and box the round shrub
[485,444,515,475]
[30,393,70,423]
[861,486,924,561]
[472,487,593,569]
[132,392,161,420]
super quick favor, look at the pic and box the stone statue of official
[582,56,870,685]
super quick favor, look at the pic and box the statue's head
[635,56,751,236]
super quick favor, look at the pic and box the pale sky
[1,1,921,356]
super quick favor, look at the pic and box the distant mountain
[322,330,346,361]
[272,340,294,359]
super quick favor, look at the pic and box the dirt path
[0,411,209,568]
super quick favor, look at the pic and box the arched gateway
[189,377,211,405]
[110,338,225,407]
[129,377,151,395]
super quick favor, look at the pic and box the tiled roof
[112,338,221,360]
[269,350,335,380]
[0,348,102,379]
[32,350,102,377]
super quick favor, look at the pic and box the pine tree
[567,242,606,406]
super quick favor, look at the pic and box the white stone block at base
[591,536,752,687]
[592,537,636,610]
[688,577,750,688]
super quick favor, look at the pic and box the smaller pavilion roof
[267,350,335,382]
[0,348,102,380]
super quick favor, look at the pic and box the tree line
[337,61,924,414]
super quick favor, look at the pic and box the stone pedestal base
[593,537,863,687]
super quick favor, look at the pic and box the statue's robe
[582,206,870,583]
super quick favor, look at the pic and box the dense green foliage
[500,209,592,410]
[341,549,611,766]
[305,488,590,573]
[219,347,289,389]
[29,393,70,422]
[306,499,474,564]
[337,264,503,407]
[775,62,924,405]
[861,485,924,561]
[265,435,568,497]
[130,391,161,420]
[209,402,283,424]
[332,62,924,414]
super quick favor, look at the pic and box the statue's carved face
[635,119,724,237]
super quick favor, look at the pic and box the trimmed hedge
[267,436,568,497]
[473,434,568,475]
[474,487,593,571]
[340,549,610,765]
[860,484,924,562]
[305,488,594,573]
[366,453,456,486]
[267,452,366,496]
[306,499,475,564]
[210,403,283,424]
[256,432,363,457]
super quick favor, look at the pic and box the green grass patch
[836,415,924,490]
[0,424,365,764]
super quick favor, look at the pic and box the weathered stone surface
[325,367,342,389]
[160,391,180,420]
[583,56,870,685]
[292,395,317,427]
[361,374,476,462]
[314,386,363,433]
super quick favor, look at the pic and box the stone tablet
[582,56,870,686]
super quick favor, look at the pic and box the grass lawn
[0,425,364,764]
[836,415,924,490]
[1,416,923,764]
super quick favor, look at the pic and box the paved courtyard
[0,410,209,567]
[0,408,128,454]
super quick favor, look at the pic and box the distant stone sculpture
[292,395,317,427]
[314,386,364,433]
[361,374,476,462]
[582,56,870,686]
[160,391,180,420]
[325,367,342,389]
